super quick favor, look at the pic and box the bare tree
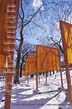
[37,1,72,53]
[14,0,43,84]
[14,0,24,84]
[14,0,72,84]
[19,42,31,77]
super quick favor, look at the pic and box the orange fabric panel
[0,54,6,72]
[0,0,5,53]
[2,0,20,54]
[60,21,72,64]
[48,48,61,71]
[47,51,53,71]
[36,45,61,73]
[25,58,29,75]
[0,0,20,73]
[24,54,36,75]
[0,54,15,73]
[36,45,49,72]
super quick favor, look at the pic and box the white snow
[33,0,43,8]
[33,0,44,10]
[0,71,72,109]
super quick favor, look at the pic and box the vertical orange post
[36,47,39,91]
[36,73,39,91]
[0,0,20,108]
[60,21,72,104]
[38,75,40,83]
[60,70,63,88]
[36,53,38,92]
[62,53,72,103]
[46,73,48,84]
[27,75,29,86]
[5,73,12,109]
[58,50,63,88]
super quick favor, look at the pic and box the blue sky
[14,0,72,64]
[16,0,72,45]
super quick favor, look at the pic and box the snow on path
[0,72,72,109]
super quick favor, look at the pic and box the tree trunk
[53,70,55,74]
[58,45,64,54]
[13,52,21,84]
[50,71,51,76]
[20,61,23,78]
[14,70,20,84]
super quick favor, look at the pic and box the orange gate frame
[60,20,72,104]
[23,54,36,76]
[23,45,63,91]
[0,0,20,72]
[0,1,20,109]
[36,45,61,72]
[36,45,63,91]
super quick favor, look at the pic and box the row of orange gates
[0,0,72,109]
[22,45,63,90]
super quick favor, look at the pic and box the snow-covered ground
[0,71,72,109]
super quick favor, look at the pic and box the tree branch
[24,5,43,26]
